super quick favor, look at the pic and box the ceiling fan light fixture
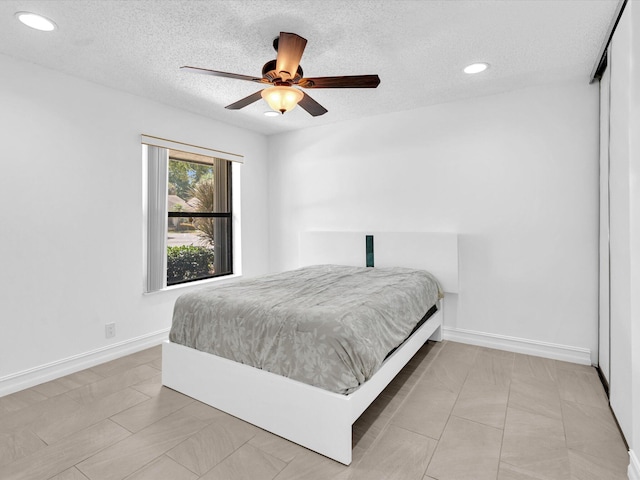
[263,110,280,117]
[261,86,304,114]
[464,62,489,74]
[15,11,57,31]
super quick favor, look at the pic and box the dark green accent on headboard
[366,235,374,267]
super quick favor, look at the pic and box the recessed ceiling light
[15,12,57,31]
[464,63,489,74]
[263,111,280,117]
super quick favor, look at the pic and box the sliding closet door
[608,7,633,441]
[598,61,610,385]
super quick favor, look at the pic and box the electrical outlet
[105,323,116,339]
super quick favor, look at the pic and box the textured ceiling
[0,0,618,135]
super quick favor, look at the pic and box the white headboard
[299,231,459,294]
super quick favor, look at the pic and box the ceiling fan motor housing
[262,59,303,84]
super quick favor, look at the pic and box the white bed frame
[162,232,458,465]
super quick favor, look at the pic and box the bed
[162,231,458,465]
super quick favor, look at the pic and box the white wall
[268,81,599,363]
[0,53,269,392]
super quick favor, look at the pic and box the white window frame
[142,135,243,293]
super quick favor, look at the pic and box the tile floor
[0,341,629,480]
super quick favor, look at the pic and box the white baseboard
[629,449,640,480]
[443,327,592,365]
[0,326,593,397]
[0,328,170,397]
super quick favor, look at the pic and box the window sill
[144,273,243,296]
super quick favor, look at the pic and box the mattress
[169,264,441,394]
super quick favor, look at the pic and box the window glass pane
[166,217,232,285]
[168,154,230,214]
[168,157,214,212]
[167,242,215,285]
[167,216,200,248]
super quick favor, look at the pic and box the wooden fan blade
[298,75,381,89]
[298,93,328,117]
[275,32,307,81]
[181,66,267,84]
[225,90,264,110]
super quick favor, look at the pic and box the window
[143,135,242,292]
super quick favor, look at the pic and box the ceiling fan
[181,32,381,117]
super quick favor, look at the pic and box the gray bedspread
[169,264,441,394]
